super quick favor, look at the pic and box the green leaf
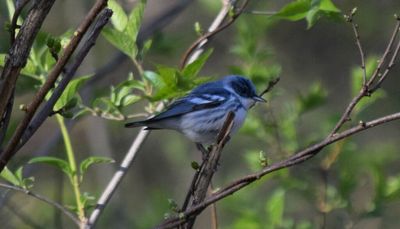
[297,82,327,113]
[6,0,15,21]
[108,0,128,31]
[54,75,91,111]
[306,7,321,29]
[266,189,285,228]
[29,156,72,178]
[110,77,144,107]
[79,156,114,180]
[319,0,340,12]
[182,49,213,78]
[0,167,21,186]
[274,0,311,21]
[126,0,146,40]
[108,0,146,59]
[102,27,137,58]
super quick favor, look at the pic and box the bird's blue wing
[150,88,231,121]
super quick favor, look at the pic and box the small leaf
[29,156,72,178]
[79,156,114,179]
[108,0,128,31]
[266,189,285,228]
[182,49,213,78]
[274,0,311,21]
[102,27,136,58]
[124,0,146,59]
[319,0,340,12]
[0,167,21,186]
[297,82,327,113]
[53,75,91,111]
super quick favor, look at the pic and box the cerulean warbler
[125,75,266,145]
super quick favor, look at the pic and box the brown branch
[14,8,113,153]
[260,77,280,97]
[179,0,250,68]
[346,8,367,86]
[0,182,80,226]
[183,112,234,228]
[0,0,109,172]
[0,0,56,129]
[330,17,400,135]
[158,111,400,229]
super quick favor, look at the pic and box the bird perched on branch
[125,75,266,145]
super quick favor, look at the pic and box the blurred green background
[1,0,400,228]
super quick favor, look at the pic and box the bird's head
[222,75,266,109]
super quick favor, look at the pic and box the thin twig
[330,18,400,135]
[0,183,80,226]
[260,77,280,97]
[244,10,276,15]
[0,0,109,172]
[180,0,250,68]
[346,8,368,86]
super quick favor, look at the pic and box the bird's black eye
[231,78,254,98]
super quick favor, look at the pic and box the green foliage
[273,0,342,28]
[265,189,286,229]
[79,156,115,182]
[0,166,33,189]
[29,156,72,179]
[297,82,327,114]
[102,0,146,60]
[53,75,91,113]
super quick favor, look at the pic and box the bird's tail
[125,120,148,128]
[125,120,163,130]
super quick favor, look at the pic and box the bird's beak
[253,96,267,103]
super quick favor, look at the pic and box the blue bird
[125,75,266,145]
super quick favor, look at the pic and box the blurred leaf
[297,82,327,113]
[0,167,21,187]
[81,192,96,211]
[319,0,340,12]
[274,0,311,21]
[54,75,91,111]
[182,49,213,78]
[79,156,115,180]
[29,156,72,178]
[351,56,379,96]
[108,0,128,31]
[265,189,285,228]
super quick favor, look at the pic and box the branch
[0,183,80,226]
[14,8,113,153]
[86,1,250,227]
[346,8,367,86]
[0,0,56,129]
[183,112,235,228]
[330,17,400,135]
[158,111,400,229]
[180,0,250,68]
[0,0,109,172]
